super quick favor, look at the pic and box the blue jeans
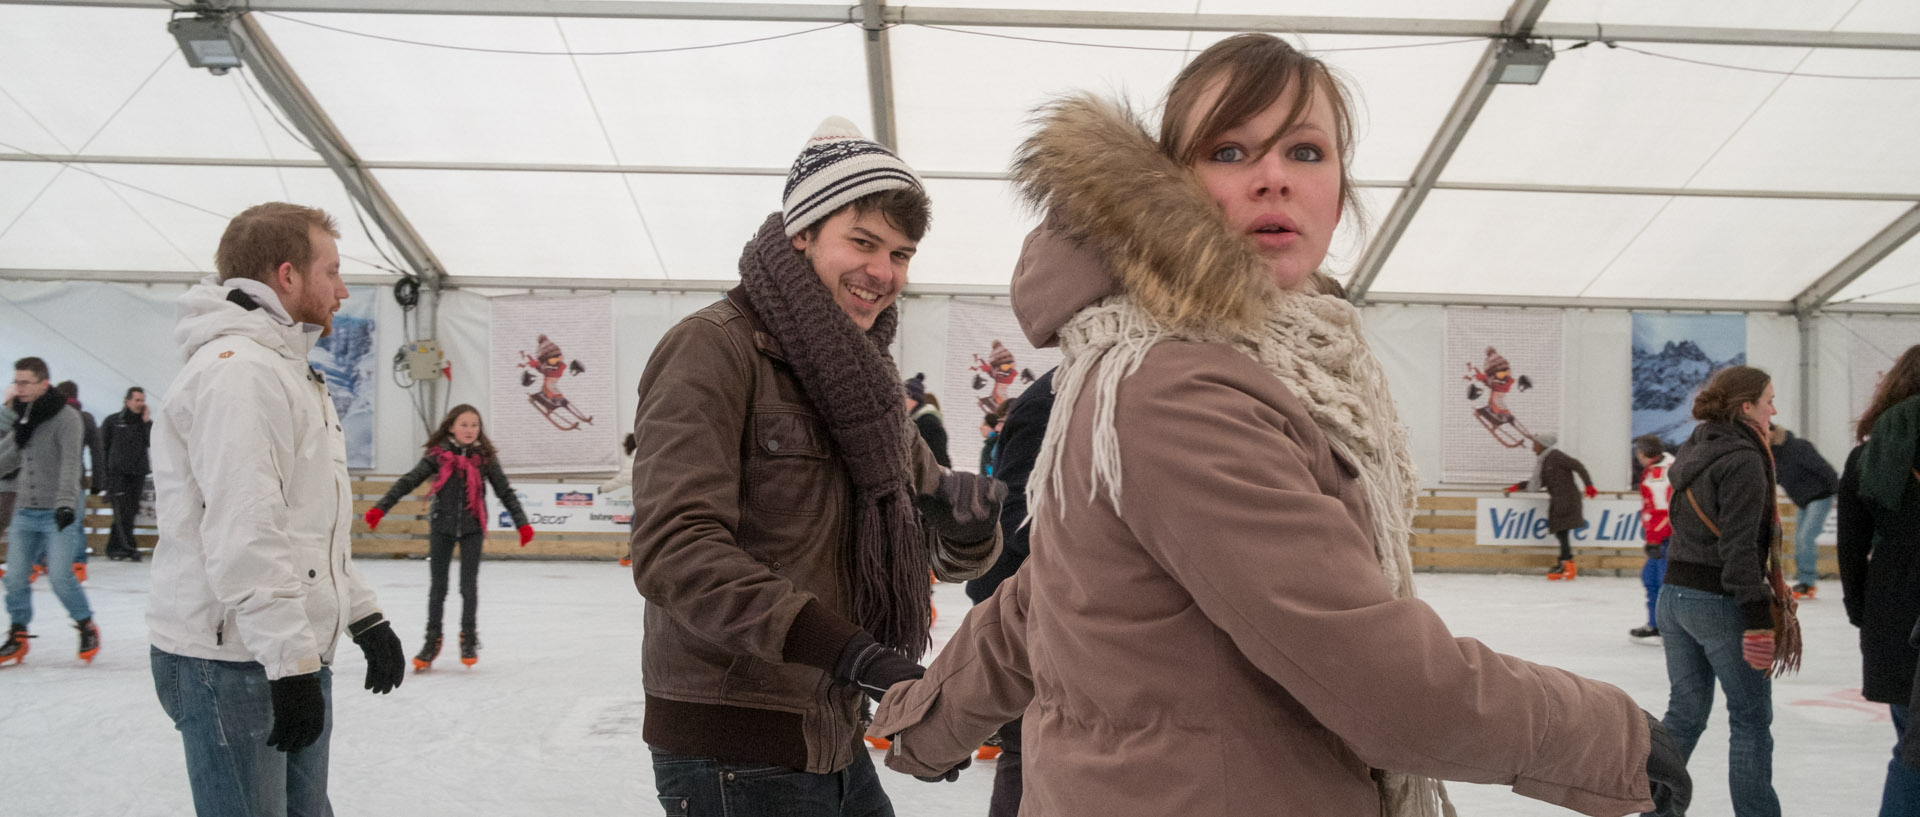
[1642,555,1667,629]
[650,745,893,817]
[1794,496,1833,587]
[151,647,334,817]
[1882,705,1920,817]
[5,508,92,626]
[1657,584,1779,817]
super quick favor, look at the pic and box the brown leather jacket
[629,287,999,774]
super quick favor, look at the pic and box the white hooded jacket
[147,276,381,680]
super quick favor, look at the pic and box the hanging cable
[910,24,1490,55]
[1561,39,1920,81]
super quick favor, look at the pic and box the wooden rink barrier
[6,481,1834,577]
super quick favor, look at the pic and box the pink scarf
[429,447,489,529]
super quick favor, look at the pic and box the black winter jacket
[967,368,1053,604]
[911,406,950,468]
[376,443,529,537]
[1512,448,1594,534]
[1664,420,1778,630]
[100,408,152,478]
[1838,443,1920,704]
[1771,431,1838,507]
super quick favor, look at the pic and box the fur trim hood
[1009,94,1275,347]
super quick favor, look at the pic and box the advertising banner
[486,481,633,534]
[1474,496,1648,546]
[1442,309,1564,483]
[489,295,618,472]
[940,300,1062,473]
[310,285,378,469]
[1631,313,1745,449]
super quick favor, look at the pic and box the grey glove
[915,470,1007,545]
[1646,712,1691,816]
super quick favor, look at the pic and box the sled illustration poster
[489,295,617,473]
[942,300,1062,473]
[1846,317,1920,425]
[309,285,377,469]
[1631,313,1745,449]
[1442,309,1564,483]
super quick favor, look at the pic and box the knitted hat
[989,340,1014,367]
[1483,346,1509,374]
[782,116,922,237]
[1534,431,1558,449]
[904,372,927,403]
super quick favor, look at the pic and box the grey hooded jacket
[1665,419,1778,630]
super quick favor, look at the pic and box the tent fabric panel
[0,6,313,161]
[0,162,391,275]
[1831,238,1920,306]
[1366,189,1671,298]
[1539,0,1919,33]
[374,168,672,280]
[1579,197,1915,301]
[262,13,870,167]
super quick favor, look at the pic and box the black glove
[53,507,75,531]
[834,630,925,703]
[915,753,972,783]
[915,471,1008,545]
[1645,712,1691,816]
[349,615,405,695]
[266,673,327,752]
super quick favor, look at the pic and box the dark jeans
[1554,529,1572,561]
[988,716,1023,817]
[426,529,485,634]
[1882,705,1920,817]
[105,474,144,557]
[1657,584,1778,817]
[650,746,893,817]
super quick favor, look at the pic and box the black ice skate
[0,624,31,666]
[460,631,480,667]
[414,628,442,672]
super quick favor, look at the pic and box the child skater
[364,405,533,669]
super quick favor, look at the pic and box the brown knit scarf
[737,211,931,655]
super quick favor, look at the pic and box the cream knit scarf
[1031,288,1455,817]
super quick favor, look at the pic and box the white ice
[1,560,1888,815]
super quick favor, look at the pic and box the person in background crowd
[601,432,636,567]
[0,356,95,666]
[978,399,1010,477]
[100,386,152,562]
[52,380,102,579]
[1658,364,1790,817]
[365,404,533,670]
[1839,343,1920,817]
[627,116,1004,817]
[1505,431,1600,580]
[1633,434,1675,641]
[905,373,950,468]
[147,202,405,815]
[1769,425,1838,600]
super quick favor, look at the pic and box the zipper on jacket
[315,376,345,660]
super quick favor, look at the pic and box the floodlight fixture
[169,11,240,76]
[1495,38,1554,85]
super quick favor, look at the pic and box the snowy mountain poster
[488,295,617,473]
[309,285,377,469]
[1442,309,1564,483]
[1632,313,1746,449]
[942,300,1062,473]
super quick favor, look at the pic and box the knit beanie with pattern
[782,116,922,237]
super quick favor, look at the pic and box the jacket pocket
[745,410,833,517]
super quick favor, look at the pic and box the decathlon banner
[941,300,1062,473]
[1476,496,1648,546]
[489,295,618,473]
[1442,309,1564,484]
[486,481,634,534]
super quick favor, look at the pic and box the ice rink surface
[0,559,1891,816]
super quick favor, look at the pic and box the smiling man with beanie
[630,117,1004,816]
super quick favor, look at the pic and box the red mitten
[363,508,384,530]
[1584,484,1600,499]
[518,525,535,547]
[1742,629,1775,672]
[1504,482,1523,495]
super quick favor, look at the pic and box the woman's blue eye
[1210,145,1245,163]
[1290,145,1324,162]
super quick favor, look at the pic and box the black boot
[413,628,442,672]
[76,618,100,663]
[459,631,480,667]
[0,624,30,666]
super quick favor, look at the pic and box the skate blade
[461,657,478,667]
[412,658,432,672]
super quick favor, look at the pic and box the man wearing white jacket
[148,202,406,816]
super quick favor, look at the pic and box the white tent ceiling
[2,0,1918,312]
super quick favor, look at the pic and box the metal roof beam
[14,1,1920,51]
[1364,291,1794,313]
[859,0,898,150]
[1792,203,1920,315]
[227,13,449,288]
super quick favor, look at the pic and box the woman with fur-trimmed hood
[869,35,1685,817]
